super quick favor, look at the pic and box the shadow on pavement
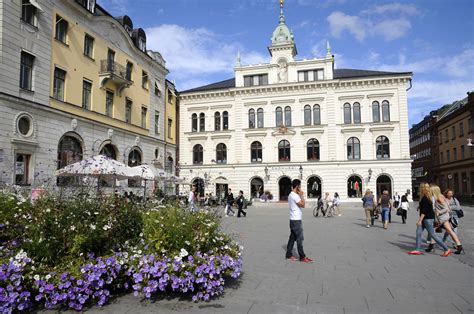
[387,240,415,252]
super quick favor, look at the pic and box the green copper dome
[271,8,294,46]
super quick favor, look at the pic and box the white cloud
[99,0,128,14]
[327,11,412,41]
[445,48,474,77]
[408,80,473,106]
[361,3,420,16]
[145,24,267,90]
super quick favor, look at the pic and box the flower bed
[0,192,242,312]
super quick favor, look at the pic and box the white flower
[94,212,99,215]
[45,274,51,280]
[184,241,190,246]
[90,224,96,230]
[45,208,51,213]
[70,226,76,231]
[179,248,189,258]
[33,274,40,281]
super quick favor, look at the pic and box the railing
[99,60,132,82]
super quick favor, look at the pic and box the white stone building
[178,5,413,202]
[0,0,174,191]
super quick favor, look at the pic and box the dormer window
[132,28,147,52]
[244,74,268,87]
[124,25,132,36]
[138,37,146,51]
[21,0,37,26]
[76,0,95,13]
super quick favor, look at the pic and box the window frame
[193,144,203,165]
[105,90,114,117]
[191,113,197,132]
[353,102,361,124]
[250,141,262,163]
[141,70,148,89]
[304,105,311,126]
[343,103,351,124]
[278,139,291,162]
[347,137,360,160]
[372,101,380,123]
[55,15,68,44]
[82,79,92,110]
[382,100,390,122]
[313,105,321,125]
[20,51,35,91]
[199,113,205,132]
[284,106,292,126]
[248,109,256,128]
[222,111,229,130]
[154,111,160,135]
[83,34,94,59]
[214,112,221,131]
[257,108,264,128]
[307,138,320,161]
[216,143,227,164]
[125,98,132,123]
[167,118,173,139]
[21,0,37,26]
[375,135,390,159]
[53,67,66,101]
[275,107,283,126]
[141,106,147,128]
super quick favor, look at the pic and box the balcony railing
[99,60,132,96]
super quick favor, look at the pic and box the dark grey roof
[334,68,411,79]
[181,78,235,93]
[180,68,411,93]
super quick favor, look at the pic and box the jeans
[237,203,246,217]
[381,207,390,222]
[415,219,448,251]
[189,203,198,212]
[286,220,306,259]
[226,203,235,215]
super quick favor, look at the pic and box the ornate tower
[268,0,297,65]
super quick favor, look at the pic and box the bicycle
[312,199,326,217]
[325,201,336,217]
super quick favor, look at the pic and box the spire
[326,40,332,57]
[236,51,241,67]
[279,0,285,24]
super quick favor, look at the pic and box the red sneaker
[408,251,423,255]
[286,256,298,261]
[300,257,314,263]
[441,249,452,257]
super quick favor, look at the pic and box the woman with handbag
[399,194,409,224]
[408,183,452,256]
[362,189,376,228]
[442,189,462,248]
[429,185,463,255]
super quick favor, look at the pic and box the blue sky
[100,0,474,126]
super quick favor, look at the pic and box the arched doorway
[347,175,362,198]
[57,133,84,186]
[100,143,117,160]
[279,176,292,201]
[128,148,142,187]
[376,175,392,199]
[250,177,264,199]
[192,177,205,197]
[307,176,322,199]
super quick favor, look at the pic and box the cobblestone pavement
[79,202,473,314]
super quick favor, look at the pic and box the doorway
[347,175,362,198]
[15,154,31,186]
[192,177,205,197]
[250,177,264,199]
[279,176,292,201]
[307,176,322,199]
[376,175,392,199]
[215,183,228,205]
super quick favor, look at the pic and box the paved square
[83,202,473,314]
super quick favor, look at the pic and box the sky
[99,0,474,126]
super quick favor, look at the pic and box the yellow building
[165,80,177,145]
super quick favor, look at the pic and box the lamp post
[368,168,373,182]
[299,164,303,180]
[264,165,270,182]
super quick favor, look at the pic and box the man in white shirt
[285,179,313,263]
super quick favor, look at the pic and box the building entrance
[279,176,292,201]
[250,177,264,199]
[347,175,362,198]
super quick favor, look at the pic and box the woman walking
[362,189,376,228]
[188,186,198,212]
[378,190,392,229]
[408,183,452,256]
[442,189,462,248]
[429,185,463,255]
[400,194,409,224]
[236,190,247,218]
[333,192,342,216]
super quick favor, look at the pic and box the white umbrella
[55,155,132,180]
[129,164,166,180]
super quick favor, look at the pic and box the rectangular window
[126,62,133,81]
[168,90,173,103]
[21,0,37,26]
[55,15,68,44]
[125,98,132,123]
[440,152,444,164]
[243,74,268,87]
[453,147,457,161]
[154,82,161,97]
[76,0,96,12]
[20,51,34,91]
[469,118,473,133]
[461,145,465,159]
[446,150,450,162]
[82,80,92,110]
[154,111,159,134]
[53,67,66,101]
[167,119,172,139]
[438,132,442,144]
[459,122,464,137]
[142,71,148,89]
[141,107,147,128]
[451,126,456,140]
[297,69,324,82]
[105,90,113,117]
[83,34,94,58]
[445,129,449,142]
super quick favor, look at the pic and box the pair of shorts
[381,207,390,222]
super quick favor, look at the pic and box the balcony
[99,60,133,96]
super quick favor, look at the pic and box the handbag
[455,209,464,218]
[396,208,403,216]
[449,216,459,229]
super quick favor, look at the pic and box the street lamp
[368,168,373,182]
[299,165,303,179]
[264,166,270,181]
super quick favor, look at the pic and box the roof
[180,69,411,93]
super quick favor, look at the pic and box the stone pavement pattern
[69,202,473,314]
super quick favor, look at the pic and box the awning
[29,0,44,13]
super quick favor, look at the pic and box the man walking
[285,179,313,263]
[225,188,235,217]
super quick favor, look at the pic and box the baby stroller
[313,197,326,217]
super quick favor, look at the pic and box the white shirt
[288,191,302,220]
[400,201,409,210]
[188,191,195,204]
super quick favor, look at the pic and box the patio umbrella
[129,164,167,198]
[55,155,132,181]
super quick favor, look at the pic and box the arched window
[372,101,380,122]
[216,143,227,164]
[199,113,205,132]
[128,148,142,187]
[344,103,351,124]
[193,144,203,164]
[376,136,390,159]
[100,143,117,160]
[347,137,360,160]
[278,139,291,161]
[191,113,198,132]
[307,138,320,161]
[250,141,262,163]
[57,134,83,186]
[275,106,283,126]
[353,102,361,123]
[223,111,229,130]
[214,112,221,131]
[284,106,292,126]
[304,105,311,126]
[248,109,255,128]
[382,100,390,122]
[313,105,321,125]
[257,108,264,128]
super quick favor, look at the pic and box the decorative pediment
[272,126,296,136]
[245,132,267,138]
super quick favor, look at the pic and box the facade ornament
[277,59,288,83]
[134,136,141,146]
[107,128,114,139]
[71,119,78,131]
[326,40,332,57]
